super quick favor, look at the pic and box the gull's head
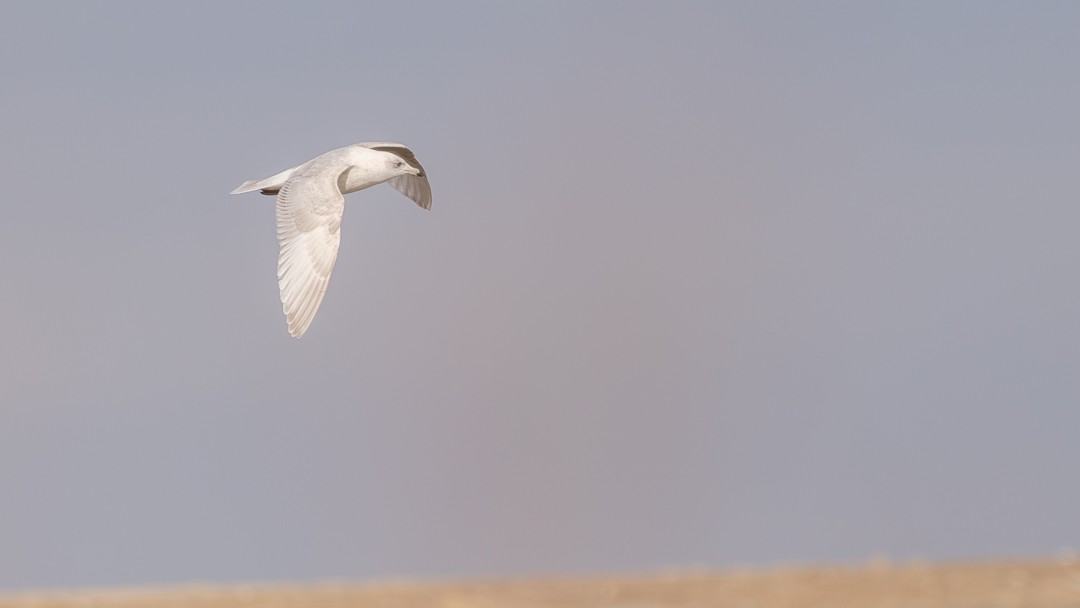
[385,155,422,177]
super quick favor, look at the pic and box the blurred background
[1,0,1078,592]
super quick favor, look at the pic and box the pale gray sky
[1,0,1079,591]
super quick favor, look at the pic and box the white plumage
[232,142,431,338]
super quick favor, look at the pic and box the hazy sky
[2,1,1079,592]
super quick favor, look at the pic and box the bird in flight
[232,142,432,338]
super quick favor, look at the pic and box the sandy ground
[4,557,1080,608]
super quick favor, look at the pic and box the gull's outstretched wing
[276,160,348,338]
[359,142,432,210]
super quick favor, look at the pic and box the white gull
[232,142,431,338]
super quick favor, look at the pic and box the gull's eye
[395,161,403,167]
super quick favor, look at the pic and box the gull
[231,142,431,338]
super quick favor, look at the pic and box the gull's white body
[231,142,431,338]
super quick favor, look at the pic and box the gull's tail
[230,166,299,195]
[230,179,265,195]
